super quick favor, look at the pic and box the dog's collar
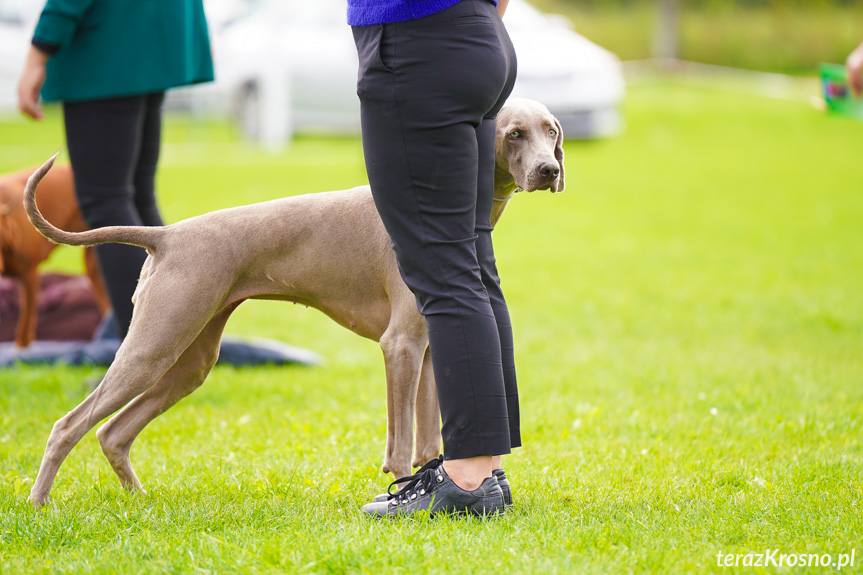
[492,189,520,203]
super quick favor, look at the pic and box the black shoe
[371,456,446,503]
[372,463,513,506]
[493,468,512,506]
[362,456,504,518]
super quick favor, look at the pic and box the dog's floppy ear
[552,117,565,192]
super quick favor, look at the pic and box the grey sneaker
[493,468,512,506]
[362,456,505,518]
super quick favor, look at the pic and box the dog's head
[495,98,565,193]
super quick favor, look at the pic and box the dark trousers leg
[353,0,519,459]
[132,94,165,228]
[475,119,521,450]
[63,92,165,338]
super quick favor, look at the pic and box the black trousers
[353,0,520,460]
[63,92,165,338]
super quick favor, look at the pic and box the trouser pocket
[353,24,394,100]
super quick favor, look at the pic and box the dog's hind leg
[95,302,240,492]
[412,346,441,468]
[379,328,425,480]
[28,283,230,508]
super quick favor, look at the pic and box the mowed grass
[530,1,863,74]
[1,83,862,573]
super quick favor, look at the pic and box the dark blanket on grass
[0,274,321,367]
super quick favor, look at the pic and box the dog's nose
[538,162,560,182]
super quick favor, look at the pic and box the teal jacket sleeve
[32,0,97,48]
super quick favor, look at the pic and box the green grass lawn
[1,83,862,573]
[530,1,863,75]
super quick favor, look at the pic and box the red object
[0,274,103,342]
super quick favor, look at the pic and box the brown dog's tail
[25,154,164,251]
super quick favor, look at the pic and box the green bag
[820,63,863,120]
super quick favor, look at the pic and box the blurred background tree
[530,0,863,73]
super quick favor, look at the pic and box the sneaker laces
[385,455,444,505]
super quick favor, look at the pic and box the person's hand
[18,46,50,120]
[846,40,863,98]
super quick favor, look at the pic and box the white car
[186,0,624,144]
[504,0,625,138]
[189,0,364,145]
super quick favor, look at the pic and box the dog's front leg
[379,330,425,480]
[15,268,39,348]
[412,346,441,468]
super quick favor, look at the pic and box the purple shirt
[347,0,496,26]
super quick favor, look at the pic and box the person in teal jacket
[18,0,213,339]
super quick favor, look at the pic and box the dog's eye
[509,130,520,138]
[548,129,558,137]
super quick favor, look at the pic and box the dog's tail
[25,154,164,251]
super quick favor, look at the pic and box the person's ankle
[442,456,492,492]
[443,467,485,491]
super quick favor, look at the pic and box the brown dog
[0,164,108,348]
[24,98,565,508]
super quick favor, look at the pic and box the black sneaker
[370,456,444,503]
[493,468,512,506]
[372,462,514,506]
[362,456,505,518]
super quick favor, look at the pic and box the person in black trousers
[18,0,212,339]
[61,94,166,337]
[350,0,519,517]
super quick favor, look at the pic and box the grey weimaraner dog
[25,98,565,508]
